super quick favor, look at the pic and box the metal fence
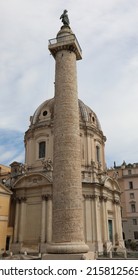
[49,34,82,53]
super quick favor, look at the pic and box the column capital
[20,197,27,202]
[46,194,53,201]
[112,198,120,205]
[11,196,19,202]
[42,194,53,201]
[83,194,97,200]
[92,194,98,200]
[99,195,108,202]
[16,197,21,202]
[14,196,26,202]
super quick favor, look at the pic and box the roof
[30,97,102,131]
[0,164,11,174]
[0,183,12,195]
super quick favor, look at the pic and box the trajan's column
[47,11,89,258]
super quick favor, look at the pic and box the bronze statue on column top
[60,10,70,26]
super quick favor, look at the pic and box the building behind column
[3,12,125,257]
[108,161,138,249]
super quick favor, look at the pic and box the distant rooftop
[113,161,138,169]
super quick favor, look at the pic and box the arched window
[96,145,100,162]
[39,141,46,158]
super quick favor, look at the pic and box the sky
[0,0,138,168]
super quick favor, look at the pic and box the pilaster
[99,195,108,243]
[41,195,47,243]
[13,197,20,243]
[18,197,27,243]
[46,194,52,243]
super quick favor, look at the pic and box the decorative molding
[108,210,113,215]
[41,158,53,171]
[0,216,8,221]
[34,133,49,140]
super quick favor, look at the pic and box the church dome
[25,97,106,174]
[30,97,102,131]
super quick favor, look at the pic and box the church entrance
[24,203,41,244]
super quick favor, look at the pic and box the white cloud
[0,148,15,162]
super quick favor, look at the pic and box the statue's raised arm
[60,10,70,26]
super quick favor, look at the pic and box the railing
[49,34,82,53]
[97,250,138,259]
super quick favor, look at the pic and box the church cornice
[24,129,34,140]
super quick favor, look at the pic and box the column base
[46,242,89,254]
[42,252,95,260]
[118,239,125,248]
[39,243,47,253]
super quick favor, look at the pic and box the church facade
[10,97,124,254]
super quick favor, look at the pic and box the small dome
[30,97,102,131]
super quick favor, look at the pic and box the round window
[43,110,48,116]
